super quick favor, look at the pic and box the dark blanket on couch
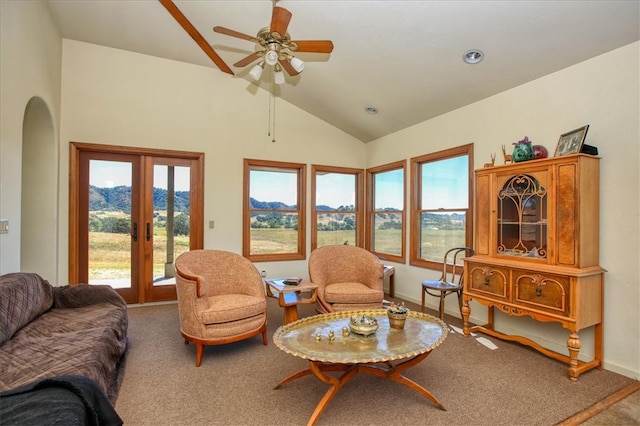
[0,375,122,426]
[0,273,129,403]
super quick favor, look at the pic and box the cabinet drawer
[466,263,509,301]
[513,270,571,316]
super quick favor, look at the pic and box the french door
[69,143,204,304]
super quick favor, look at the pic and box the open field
[250,228,464,260]
[88,226,464,281]
[89,230,189,280]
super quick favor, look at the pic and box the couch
[0,272,128,406]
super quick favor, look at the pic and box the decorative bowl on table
[349,314,379,336]
[387,302,409,329]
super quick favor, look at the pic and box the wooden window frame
[410,143,474,270]
[311,164,364,250]
[366,160,406,263]
[243,159,306,261]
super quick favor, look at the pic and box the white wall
[0,0,62,276]
[367,42,640,379]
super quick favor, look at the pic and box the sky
[90,158,466,210]
[90,160,191,191]
[250,169,404,209]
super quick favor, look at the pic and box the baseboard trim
[555,381,640,425]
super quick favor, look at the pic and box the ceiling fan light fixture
[265,48,279,66]
[463,49,484,64]
[274,64,285,85]
[249,61,265,81]
[289,56,304,73]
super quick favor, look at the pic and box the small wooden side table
[265,279,318,325]
[384,265,395,297]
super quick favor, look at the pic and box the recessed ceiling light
[365,106,379,114]
[463,49,484,64]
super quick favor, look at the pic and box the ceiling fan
[213,3,334,84]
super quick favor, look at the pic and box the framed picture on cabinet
[554,125,589,156]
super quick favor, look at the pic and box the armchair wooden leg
[195,342,204,367]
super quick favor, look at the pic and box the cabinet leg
[566,332,581,382]
[487,305,495,329]
[462,300,471,336]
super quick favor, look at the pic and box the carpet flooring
[115,298,637,425]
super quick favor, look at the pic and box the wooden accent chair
[421,247,474,320]
[174,249,268,367]
[309,245,385,314]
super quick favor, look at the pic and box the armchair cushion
[202,294,266,325]
[324,282,383,304]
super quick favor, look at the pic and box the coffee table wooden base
[274,351,445,426]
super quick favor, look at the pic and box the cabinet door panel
[467,263,509,300]
[475,174,491,256]
[556,163,577,266]
[514,270,571,316]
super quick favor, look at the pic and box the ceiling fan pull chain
[267,79,276,143]
[271,79,277,143]
[267,83,272,138]
[272,91,277,143]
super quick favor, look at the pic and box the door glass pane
[153,165,191,286]
[88,160,132,289]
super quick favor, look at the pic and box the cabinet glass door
[497,174,547,258]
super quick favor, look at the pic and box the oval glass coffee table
[273,309,448,426]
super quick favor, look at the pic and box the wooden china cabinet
[462,153,605,381]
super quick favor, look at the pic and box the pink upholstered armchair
[309,245,385,313]
[174,249,267,367]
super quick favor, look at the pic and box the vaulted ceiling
[47,1,640,143]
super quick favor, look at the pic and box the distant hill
[249,198,359,211]
[89,185,190,214]
[249,198,295,210]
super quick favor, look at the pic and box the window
[410,144,473,269]
[366,161,406,263]
[243,159,306,261]
[311,165,364,250]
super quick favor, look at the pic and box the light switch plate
[0,219,8,234]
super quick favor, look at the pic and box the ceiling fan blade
[291,40,334,54]
[234,51,264,68]
[159,0,233,75]
[270,6,292,38]
[278,59,300,77]
[213,26,258,43]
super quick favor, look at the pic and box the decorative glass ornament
[533,145,549,159]
[512,136,535,162]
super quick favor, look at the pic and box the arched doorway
[21,97,58,281]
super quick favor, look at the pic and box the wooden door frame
[69,142,204,303]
